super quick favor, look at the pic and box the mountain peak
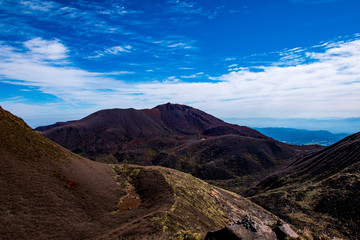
[154,102,193,111]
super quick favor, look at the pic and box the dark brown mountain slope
[244,132,360,239]
[0,106,285,239]
[37,103,268,158]
[152,134,300,193]
[36,103,321,192]
[153,103,266,138]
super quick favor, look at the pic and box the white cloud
[24,38,68,60]
[103,71,135,75]
[0,38,122,91]
[1,38,360,123]
[132,39,360,119]
[179,67,194,70]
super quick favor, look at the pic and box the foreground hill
[255,127,349,146]
[36,103,321,192]
[245,132,360,239]
[0,106,284,239]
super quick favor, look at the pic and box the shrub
[174,230,201,240]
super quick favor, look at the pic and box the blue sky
[1,0,360,132]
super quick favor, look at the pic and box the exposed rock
[205,215,277,240]
[274,220,299,240]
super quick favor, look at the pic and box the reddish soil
[117,184,141,212]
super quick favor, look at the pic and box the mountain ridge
[255,127,350,146]
[36,103,268,139]
[36,103,321,192]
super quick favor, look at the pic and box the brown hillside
[244,132,360,239]
[36,103,320,192]
[0,106,284,239]
[152,134,301,193]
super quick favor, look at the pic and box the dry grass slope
[245,132,360,239]
[99,164,281,239]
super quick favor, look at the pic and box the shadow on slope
[244,132,360,239]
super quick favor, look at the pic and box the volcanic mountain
[36,103,268,155]
[244,132,360,239]
[1,106,291,239]
[36,103,322,192]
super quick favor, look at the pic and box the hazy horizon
[10,104,358,134]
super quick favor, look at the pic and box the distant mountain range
[36,103,321,192]
[225,117,360,134]
[255,127,350,146]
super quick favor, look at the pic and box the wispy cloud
[224,57,236,61]
[167,42,193,49]
[166,0,202,15]
[179,67,194,70]
[148,36,198,55]
[89,45,133,58]
[1,0,126,38]
[20,0,57,12]
[180,72,204,79]
[165,0,227,21]
[1,0,200,68]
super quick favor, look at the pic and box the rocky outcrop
[274,220,299,239]
[205,216,279,240]
[205,216,300,240]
